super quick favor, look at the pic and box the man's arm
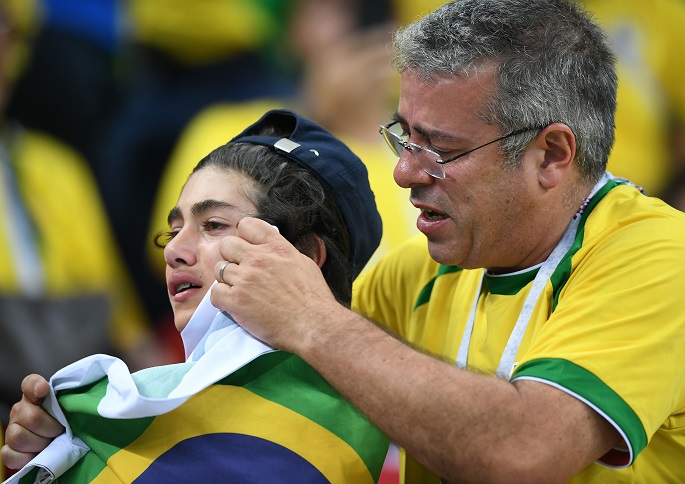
[1,375,64,469]
[211,218,620,483]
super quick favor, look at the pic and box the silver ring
[218,261,230,283]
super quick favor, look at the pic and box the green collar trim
[414,265,462,310]
[550,179,621,310]
[484,267,540,295]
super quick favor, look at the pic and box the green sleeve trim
[513,358,647,461]
[414,265,462,310]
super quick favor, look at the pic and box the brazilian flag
[15,351,388,483]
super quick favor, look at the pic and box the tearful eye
[203,221,227,232]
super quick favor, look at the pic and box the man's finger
[215,260,234,285]
[235,217,283,245]
[219,217,288,265]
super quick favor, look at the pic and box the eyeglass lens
[380,125,446,178]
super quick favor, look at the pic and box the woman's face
[164,167,259,331]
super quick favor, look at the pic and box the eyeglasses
[379,121,542,179]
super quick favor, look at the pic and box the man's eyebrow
[167,199,237,225]
[393,111,469,145]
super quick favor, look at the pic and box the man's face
[393,68,543,271]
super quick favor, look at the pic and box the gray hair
[392,0,617,182]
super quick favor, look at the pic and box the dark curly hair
[155,125,354,306]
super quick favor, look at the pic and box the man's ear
[533,123,576,190]
[311,235,327,269]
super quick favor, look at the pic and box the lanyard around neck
[455,173,611,380]
[0,138,45,296]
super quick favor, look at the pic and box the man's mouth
[423,209,449,221]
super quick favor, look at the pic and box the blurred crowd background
[1,0,684,481]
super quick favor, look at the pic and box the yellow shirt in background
[0,129,151,352]
[581,0,685,195]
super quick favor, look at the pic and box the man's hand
[211,217,342,354]
[1,374,64,469]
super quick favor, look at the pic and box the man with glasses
[6,0,685,482]
[222,0,685,478]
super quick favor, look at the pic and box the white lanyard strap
[455,272,484,370]
[456,173,611,379]
[495,217,577,379]
[0,140,44,295]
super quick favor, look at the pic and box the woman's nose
[164,229,197,268]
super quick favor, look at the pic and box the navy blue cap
[230,109,382,278]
